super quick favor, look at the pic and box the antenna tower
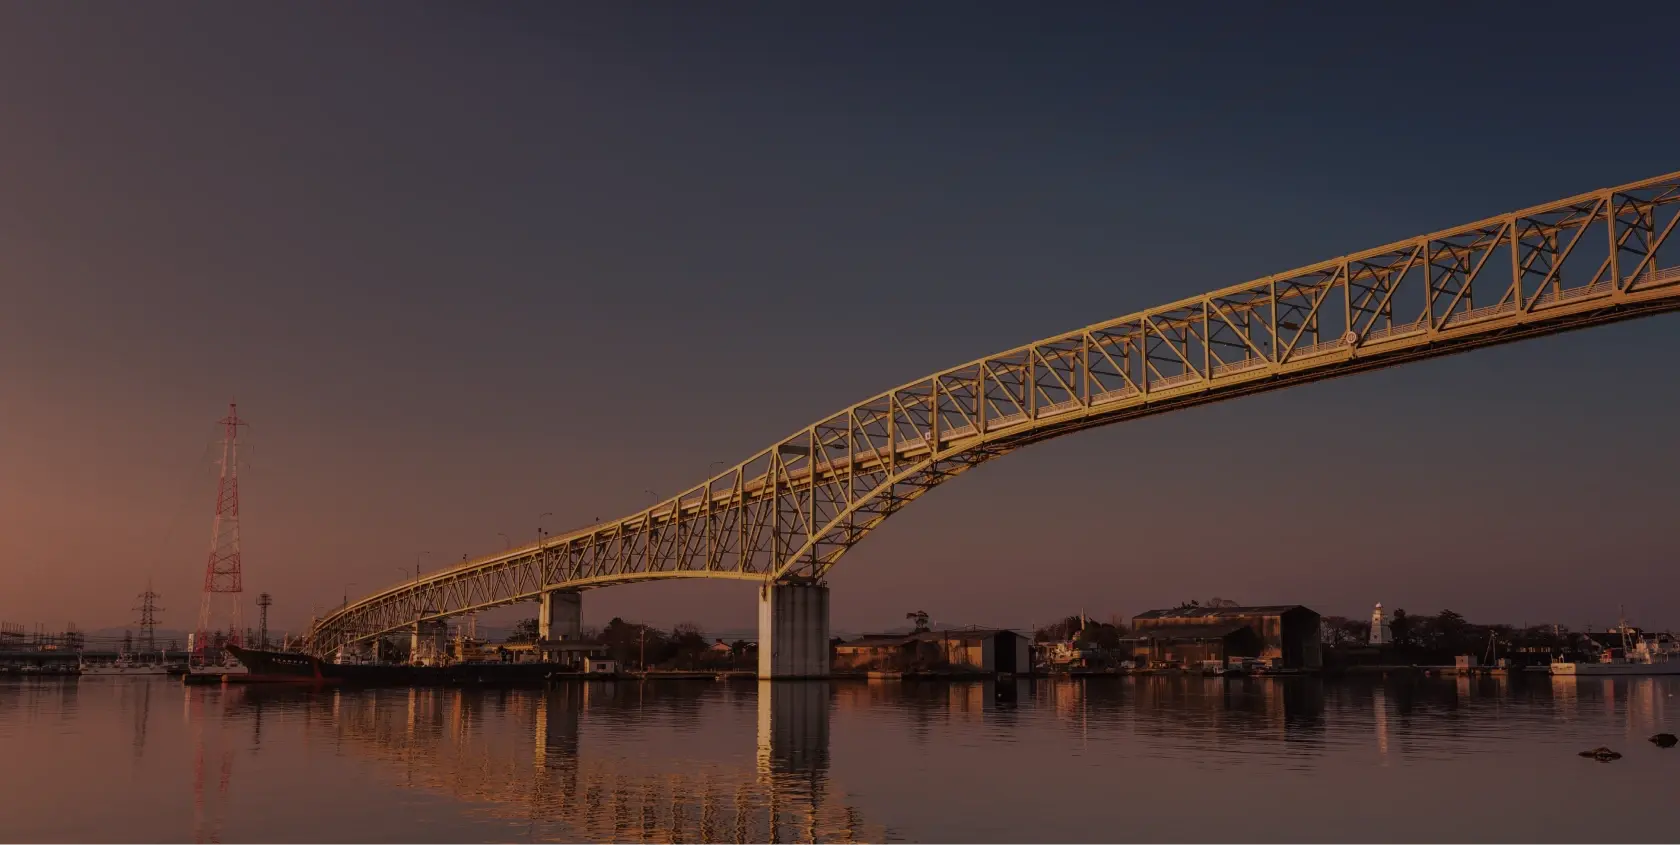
[135,581,163,654]
[256,593,272,649]
[195,403,248,658]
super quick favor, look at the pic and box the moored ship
[80,657,173,677]
[1550,613,1680,676]
[226,644,576,686]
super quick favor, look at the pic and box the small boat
[225,644,577,686]
[27,664,80,676]
[80,658,172,677]
[183,651,250,683]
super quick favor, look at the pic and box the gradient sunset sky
[3,3,1678,638]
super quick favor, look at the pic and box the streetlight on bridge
[497,532,510,550]
[408,551,431,586]
[539,512,554,547]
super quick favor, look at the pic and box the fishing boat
[182,649,250,684]
[1551,612,1680,676]
[1552,659,1680,676]
[1551,643,1680,676]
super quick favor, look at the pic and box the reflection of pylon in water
[130,682,152,758]
[195,404,248,660]
[188,692,235,845]
[192,731,208,843]
[190,735,218,845]
[190,753,233,843]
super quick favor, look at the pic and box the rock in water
[1650,733,1678,748]
[1579,746,1621,761]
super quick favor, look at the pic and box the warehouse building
[1126,605,1322,670]
[834,628,1028,674]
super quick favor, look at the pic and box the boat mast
[1619,605,1630,655]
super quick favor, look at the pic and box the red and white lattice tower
[194,403,247,657]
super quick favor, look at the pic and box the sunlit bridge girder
[304,169,1680,657]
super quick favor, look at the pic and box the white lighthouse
[1370,602,1392,646]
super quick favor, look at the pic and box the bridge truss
[305,170,1680,656]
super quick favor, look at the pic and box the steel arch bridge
[304,170,1680,657]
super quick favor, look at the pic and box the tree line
[1029,599,1244,647]
[1032,614,1127,649]
[1322,608,1587,663]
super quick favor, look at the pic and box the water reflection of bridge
[239,681,877,844]
[201,674,1680,842]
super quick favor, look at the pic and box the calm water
[2,674,1677,843]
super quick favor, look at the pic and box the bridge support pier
[538,590,582,641]
[757,581,830,679]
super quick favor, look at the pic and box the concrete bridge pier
[538,589,582,641]
[757,581,830,679]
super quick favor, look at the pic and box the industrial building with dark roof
[1126,605,1322,670]
[833,628,1028,674]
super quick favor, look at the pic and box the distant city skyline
[3,4,1679,635]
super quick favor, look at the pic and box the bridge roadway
[305,169,1680,670]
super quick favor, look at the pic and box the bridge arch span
[305,170,1680,657]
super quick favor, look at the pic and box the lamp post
[497,532,510,550]
[404,552,432,666]
[539,512,554,547]
[342,582,357,609]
